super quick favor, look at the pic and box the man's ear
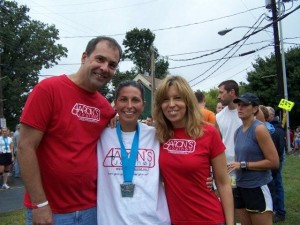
[81,52,88,64]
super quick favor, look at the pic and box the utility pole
[278,0,291,151]
[150,45,155,115]
[271,0,284,100]
[270,0,291,151]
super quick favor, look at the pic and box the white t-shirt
[0,136,12,153]
[216,106,242,161]
[97,122,170,225]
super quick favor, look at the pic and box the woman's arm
[9,140,14,159]
[229,124,279,171]
[249,124,279,170]
[212,152,235,225]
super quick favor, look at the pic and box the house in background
[133,74,162,120]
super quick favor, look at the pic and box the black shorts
[0,153,13,166]
[234,184,273,213]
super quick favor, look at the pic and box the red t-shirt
[159,125,226,225]
[20,75,115,213]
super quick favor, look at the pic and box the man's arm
[18,123,53,225]
[215,121,222,139]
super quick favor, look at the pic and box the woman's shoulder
[202,123,218,133]
[139,122,156,133]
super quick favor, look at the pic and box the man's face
[146,117,153,126]
[217,85,234,106]
[268,110,275,122]
[81,41,120,92]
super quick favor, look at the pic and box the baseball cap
[233,92,260,106]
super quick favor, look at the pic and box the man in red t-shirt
[18,36,122,225]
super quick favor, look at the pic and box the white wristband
[36,201,49,208]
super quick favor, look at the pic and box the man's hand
[206,176,214,190]
[32,206,54,225]
[108,115,118,128]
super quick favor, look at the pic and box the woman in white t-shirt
[0,127,14,189]
[96,80,170,225]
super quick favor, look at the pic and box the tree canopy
[0,0,68,129]
[105,28,169,101]
[245,46,300,127]
[122,28,169,78]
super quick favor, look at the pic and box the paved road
[0,176,25,213]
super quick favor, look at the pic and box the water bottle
[227,155,237,188]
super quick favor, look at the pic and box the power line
[165,39,273,58]
[169,44,273,70]
[30,0,111,7]
[29,0,101,36]
[30,0,157,15]
[60,5,266,38]
[190,44,272,88]
[187,5,300,86]
[188,13,267,85]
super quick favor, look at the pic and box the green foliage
[122,28,169,78]
[155,58,169,79]
[197,88,219,112]
[111,69,136,95]
[123,28,155,74]
[0,0,68,129]
[245,47,300,128]
[99,84,113,103]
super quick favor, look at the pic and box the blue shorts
[26,207,96,225]
[234,184,273,213]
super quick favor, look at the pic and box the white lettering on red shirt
[163,139,196,154]
[71,103,100,122]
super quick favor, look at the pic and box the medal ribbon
[3,137,8,152]
[116,122,140,183]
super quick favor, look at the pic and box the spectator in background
[231,93,279,225]
[216,80,242,185]
[259,105,286,223]
[294,127,300,154]
[288,127,294,150]
[194,90,216,125]
[216,102,224,114]
[13,124,20,178]
[145,115,154,126]
[266,106,286,223]
[0,127,14,189]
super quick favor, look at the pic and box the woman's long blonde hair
[153,76,203,143]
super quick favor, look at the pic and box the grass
[0,209,25,225]
[0,154,299,225]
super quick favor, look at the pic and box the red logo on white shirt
[103,148,155,168]
[71,103,100,122]
[163,139,196,154]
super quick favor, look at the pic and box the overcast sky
[16,0,300,91]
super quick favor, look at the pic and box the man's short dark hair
[218,80,239,96]
[194,91,205,103]
[85,36,122,61]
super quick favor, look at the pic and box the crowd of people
[1,36,298,225]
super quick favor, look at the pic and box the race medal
[116,122,140,198]
[120,182,135,197]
